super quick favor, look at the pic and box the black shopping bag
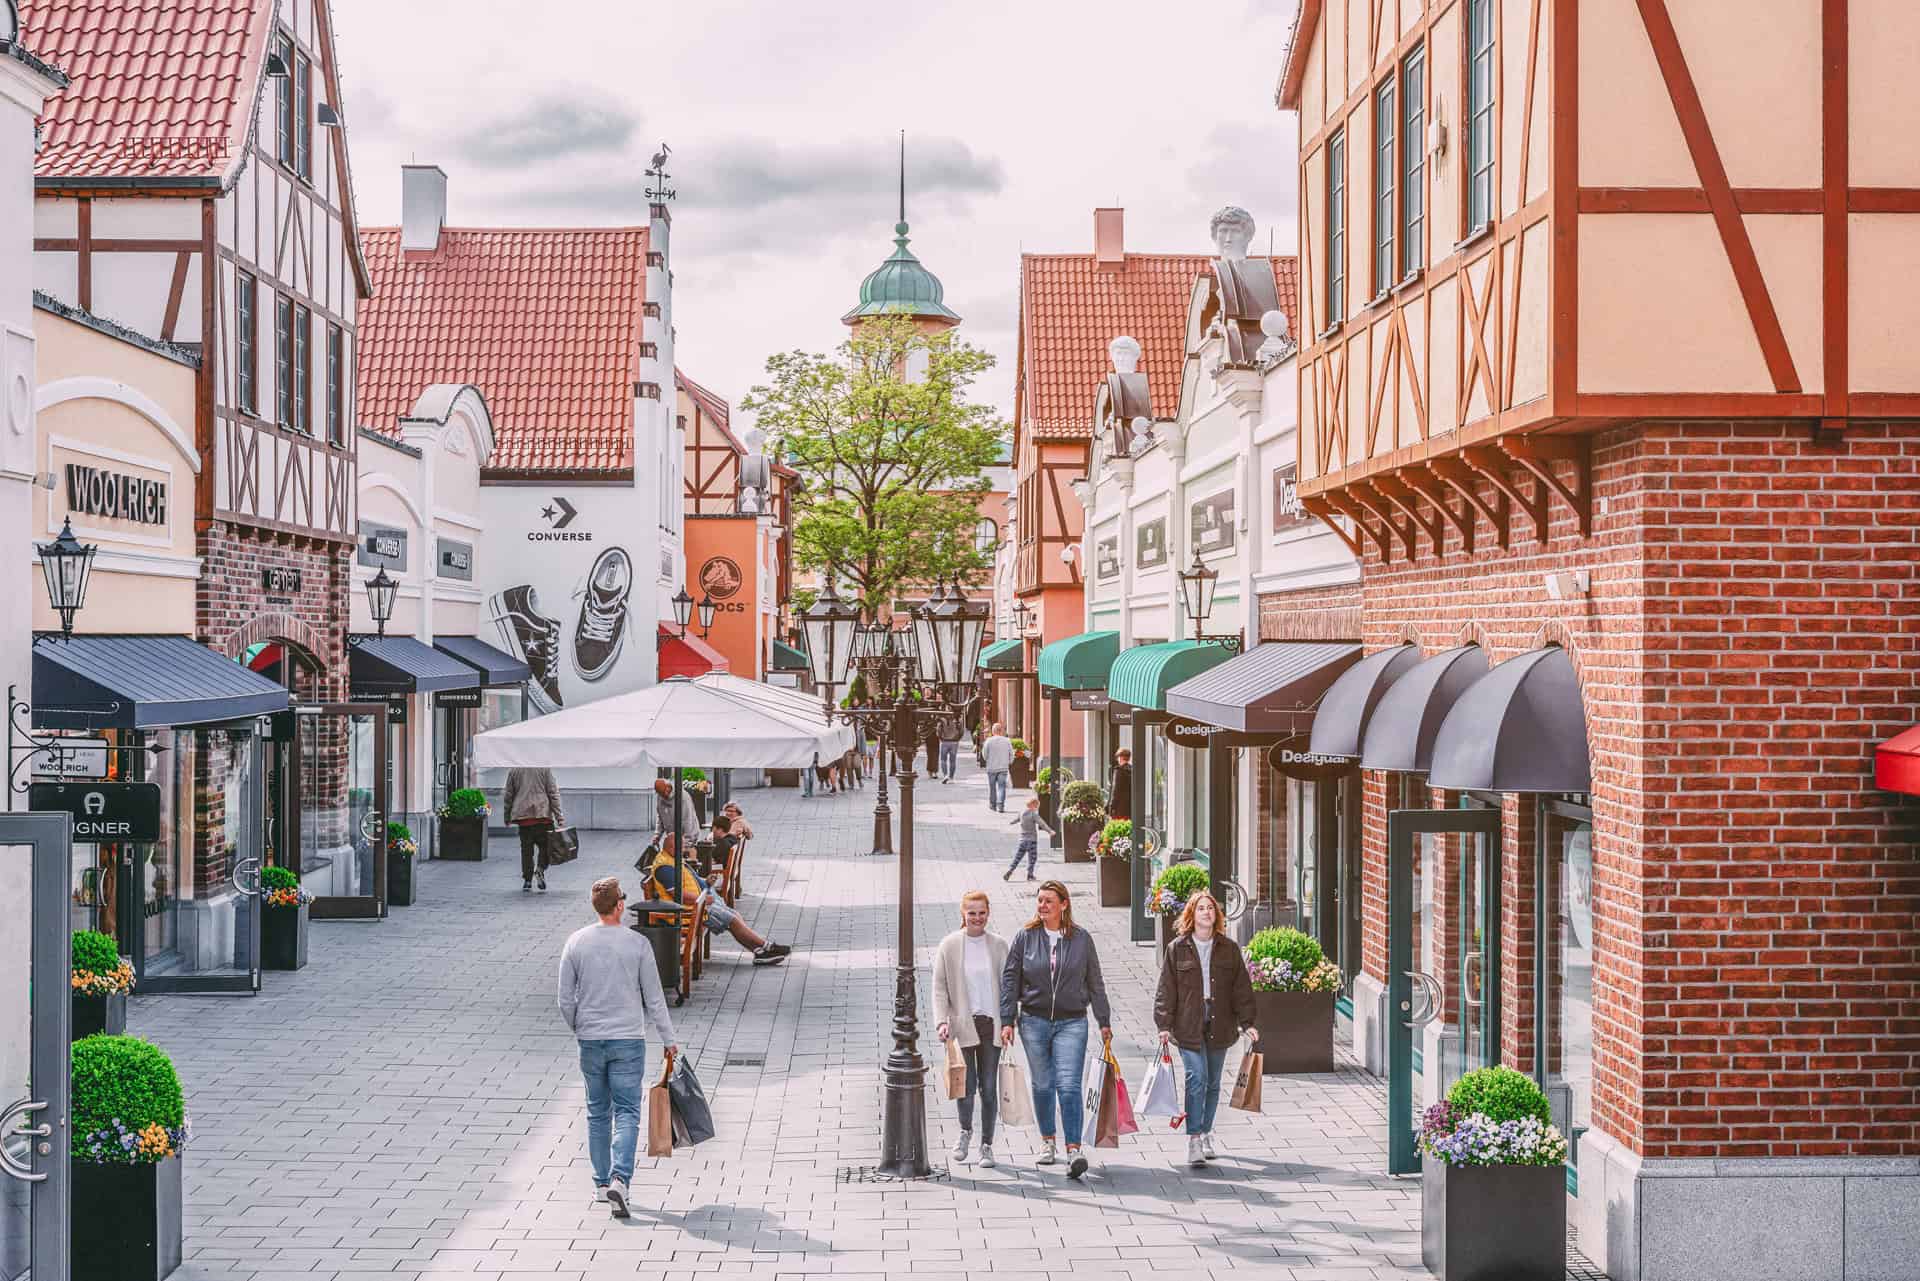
[545,826,579,865]
[666,1053,716,1146]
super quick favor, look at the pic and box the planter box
[1038,791,1056,828]
[1421,1158,1566,1281]
[70,991,126,1041]
[1010,758,1032,790]
[438,815,486,860]
[1252,989,1335,1074]
[1063,816,1101,865]
[72,1156,182,1281]
[1098,856,1131,908]
[688,790,708,825]
[388,854,415,908]
[261,902,308,972]
[1155,913,1176,968]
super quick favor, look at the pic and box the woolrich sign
[65,462,167,526]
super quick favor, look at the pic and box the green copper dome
[842,220,961,325]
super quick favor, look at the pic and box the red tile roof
[357,226,649,475]
[676,368,744,453]
[1015,253,1299,439]
[24,0,274,182]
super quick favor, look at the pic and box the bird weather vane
[646,142,676,201]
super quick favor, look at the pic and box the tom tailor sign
[29,781,163,843]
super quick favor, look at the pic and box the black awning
[33,634,291,731]
[1162,641,1361,734]
[348,636,480,697]
[432,635,531,687]
[1359,645,1491,773]
[1307,644,1422,757]
[1429,647,1592,793]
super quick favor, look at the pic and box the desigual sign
[1266,735,1356,781]
[65,462,167,526]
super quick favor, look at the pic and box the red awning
[657,625,730,679]
[1875,725,1920,795]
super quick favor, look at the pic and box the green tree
[742,315,1006,613]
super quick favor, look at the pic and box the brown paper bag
[647,1053,675,1157]
[1229,1051,1264,1112]
[1092,1060,1124,1147]
[943,1039,968,1101]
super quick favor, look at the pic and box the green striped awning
[1037,630,1120,690]
[1107,640,1234,711]
[979,638,1025,672]
[770,639,810,672]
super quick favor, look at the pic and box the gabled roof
[356,226,648,475]
[676,368,744,453]
[1276,0,1323,111]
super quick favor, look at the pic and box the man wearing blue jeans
[981,723,1013,812]
[559,876,678,1218]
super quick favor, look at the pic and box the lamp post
[36,518,96,640]
[365,566,398,638]
[1177,553,1243,653]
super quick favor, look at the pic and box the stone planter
[1155,913,1178,968]
[438,815,486,860]
[1421,1158,1566,1281]
[71,1155,183,1281]
[1038,790,1056,828]
[1010,757,1033,790]
[70,991,126,1041]
[688,789,708,825]
[261,902,308,972]
[387,853,415,908]
[1097,855,1131,908]
[1252,989,1336,1074]
[1063,816,1101,865]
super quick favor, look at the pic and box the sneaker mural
[573,546,632,682]
[489,584,566,713]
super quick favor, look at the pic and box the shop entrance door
[0,812,75,1281]
[289,704,389,920]
[1386,806,1502,1174]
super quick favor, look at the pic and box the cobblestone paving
[129,760,1500,1280]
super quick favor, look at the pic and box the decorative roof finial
[898,129,906,231]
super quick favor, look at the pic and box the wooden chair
[677,897,706,1002]
[722,837,747,907]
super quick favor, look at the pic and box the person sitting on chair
[720,801,754,841]
[647,836,791,966]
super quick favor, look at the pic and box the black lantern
[929,579,991,693]
[365,566,399,638]
[1178,553,1219,629]
[671,588,695,632]
[36,518,96,639]
[801,578,860,693]
[891,618,920,680]
[697,594,717,635]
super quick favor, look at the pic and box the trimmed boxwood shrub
[1151,862,1211,900]
[1061,780,1106,818]
[439,788,488,820]
[261,865,298,892]
[1247,926,1325,973]
[1446,1066,1553,1128]
[71,929,118,976]
[70,1035,186,1163]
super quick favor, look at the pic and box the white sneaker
[593,1183,608,1202]
[1201,1134,1217,1160]
[1038,1138,1058,1165]
[606,1179,629,1218]
[978,1143,996,1168]
[952,1130,972,1162]
[1188,1136,1206,1167]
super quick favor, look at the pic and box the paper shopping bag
[647,1054,675,1157]
[998,1056,1035,1127]
[1138,1050,1181,1122]
[1229,1051,1265,1112]
[943,1039,968,1101]
[1085,1044,1128,1148]
[1112,1067,1139,1136]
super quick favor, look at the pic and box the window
[974,518,999,554]
[292,305,311,433]
[274,35,295,166]
[274,295,293,427]
[1326,131,1346,324]
[326,324,343,444]
[1374,79,1396,295]
[236,273,257,414]
[294,53,313,180]
[1466,0,1495,232]
[1403,48,1427,273]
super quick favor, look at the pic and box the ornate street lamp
[696,594,717,636]
[36,518,96,640]
[1177,553,1241,652]
[672,588,695,633]
[365,567,398,638]
[800,577,859,706]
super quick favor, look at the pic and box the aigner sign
[29,781,163,843]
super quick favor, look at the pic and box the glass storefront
[1182,745,1209,848]
[1537,796,1595,1177]
[1144,727,1168,839]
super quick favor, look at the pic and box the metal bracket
[6,683,164,811]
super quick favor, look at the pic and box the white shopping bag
[998,1056,1036,1128]
[1138,1047,1182,1123]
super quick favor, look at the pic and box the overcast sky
[330,0,1302,430]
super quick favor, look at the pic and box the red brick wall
[1350,420,1920,1162]
[1258,581,1363,641]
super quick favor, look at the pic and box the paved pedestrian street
[129,765,1587,1281]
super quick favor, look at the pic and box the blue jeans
[1179,1045,1230,1136]
[802,766,814,797]
[939,742,959,778]
[987,770,1009,810]
[1018,1015,1090,1146]
[579,1038,648,1185]
[1006,838,1037,876]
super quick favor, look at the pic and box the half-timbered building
[1279,2,1920,1273]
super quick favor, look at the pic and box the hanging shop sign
[1096,536,1121,581]
[437,538,474,582]
[1191,489,1236,555]
[384,696,408,725]
[261,566,303,600]
[434,688,484,708]
[1070,690,1110,712]
[356,521,408,571]
[1267,734,1355,781]
[1136,517,1168,570]
[1272,463,1314,533]
[37,735,109,779]
[1165,716,1217,749]
[1108,703,1135,726]
[28,780,163,843]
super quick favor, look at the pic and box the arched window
[974,518,999,553]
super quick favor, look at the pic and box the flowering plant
[437,788,490,820]
[70,1035,187,1165]
[1418,1067,1569,1168]
[71,929,134,998]
[1248,955,1342,993]
[1094,818,1133,859]
[261,864,312,908]
[1060,781,1107,822]
[388,820,418,859]
[1149,863,1210,915]
[78,1116,190,1164]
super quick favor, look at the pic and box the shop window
[1536,797,1594,1177]
[1184,746,1209,849]
[237,273,258,414]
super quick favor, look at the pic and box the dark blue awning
[432,635,531,687]
[33,634,291,730]
[348,636,479,696]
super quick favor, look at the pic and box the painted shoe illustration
[489,585,564,713]
[573,547,632,682]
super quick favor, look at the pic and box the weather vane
[645,142,675,202]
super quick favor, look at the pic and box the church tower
[842,135,961,332]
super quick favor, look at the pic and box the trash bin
[629,899,685,992]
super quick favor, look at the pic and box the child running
[1002,795,1055,882]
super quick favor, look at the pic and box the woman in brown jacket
[1153,891,1257,1166]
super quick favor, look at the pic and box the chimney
[1094,207,1125,271]
[401,164,447,253]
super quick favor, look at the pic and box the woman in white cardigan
[932,890,1010,1167]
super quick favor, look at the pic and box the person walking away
[558,876,678,1218]
[1106,749,1133,822]
[932,891,1009,1167]
[652,777,701,849]
[939,717,963,782]
[1002,796,1054,882]
[1154,890,1258,1166]
[505,766,564,892]
[1000,880,1112,1179]
[648,836,792,964]
[981,723,1014,812]
[802,751,816,799]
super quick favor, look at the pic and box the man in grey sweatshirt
[558,876,678,1219]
